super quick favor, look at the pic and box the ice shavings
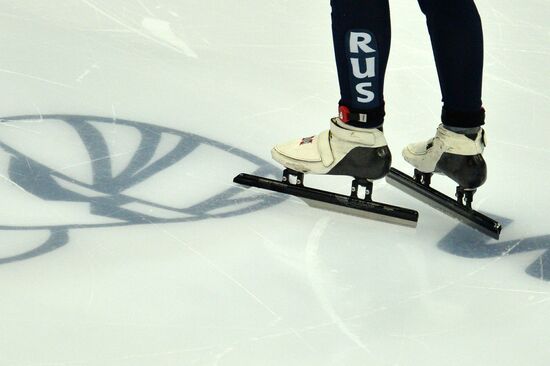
[141,17,198,59]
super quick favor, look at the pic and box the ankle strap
[338,104,385,128]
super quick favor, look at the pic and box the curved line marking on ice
[305,217,372,354]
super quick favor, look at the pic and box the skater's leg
[242,1,417,225]
[271,1,393,179]
[417,0,485,129]
[331,0,391,128]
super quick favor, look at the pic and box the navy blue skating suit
[332,0,485,128]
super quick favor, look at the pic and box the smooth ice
[0,1,549,365]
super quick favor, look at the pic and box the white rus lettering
[356,83,375,103]
[351,57,375,78]
[349,32,376,54]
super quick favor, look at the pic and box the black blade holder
[351,178,373,201]
[282,169,304,187]
[456,186,476,209]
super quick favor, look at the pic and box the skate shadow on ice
[438,217,550,281]
[0,114,286,265]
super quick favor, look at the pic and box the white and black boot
[402,124,487,207]
[271,117,391,181]
[234,117,418,225]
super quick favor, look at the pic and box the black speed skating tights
[331,0,485,128]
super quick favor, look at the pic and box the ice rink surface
[1,1,549,365]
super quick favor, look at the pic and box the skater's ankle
[338,104,385,129]
[441,106,485,129]
[334,117,383,132]
[443,124,481,138]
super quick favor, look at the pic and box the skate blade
[386,168,502,239]
[234,173,419,227]
[301,198,418,227]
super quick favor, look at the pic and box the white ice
[0,1,549,365]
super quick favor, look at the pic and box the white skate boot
[386,124,500,238]
[402,124,487,206]
[271,117,391,181]
[233,117,418,225]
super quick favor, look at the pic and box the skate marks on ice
[438,219,550,281]
[2,115,547,283]
[0,114,285,265]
